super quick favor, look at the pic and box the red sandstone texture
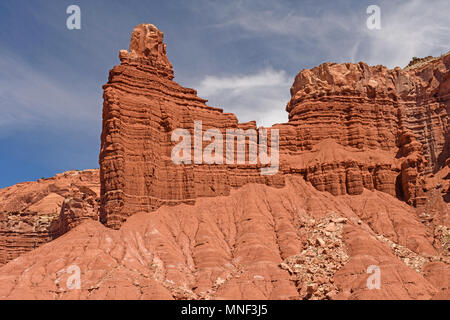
[0,178,447,299]
[100,24,284,229]
[0,24,448,300]
[0,170,100,265]
[100,25,449,229]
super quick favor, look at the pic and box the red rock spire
[119,24,174,79]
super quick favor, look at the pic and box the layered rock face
[0,177,447,300]
[286,55,449,169]
[100,24,449,229]
[281,55,449,205]
[406,55,450,171]
[0,170,100,265]
[0,23,448,300]
[100,24,283,229]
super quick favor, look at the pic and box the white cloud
[362,0,450,68]
[201,0,450,68]
[227,9,354,39]
[196,68,292,127]
[192,0,449,128]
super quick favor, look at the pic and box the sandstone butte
[0,24,448,300]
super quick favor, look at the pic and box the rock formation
[100,24,284,229]
[0,170,99,265]
[0,24,448,300]
[279,55,449,205]
[0,177,447,300]
[100,24,449,228]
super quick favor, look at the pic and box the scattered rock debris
[281,214,349,300]
[376,230,450,273]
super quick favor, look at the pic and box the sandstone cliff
[0,23,448,300]
[100,24,284,229]
[100,24,449,228]
[0,170,99,265]
[280,54,449,206]
[0,177,447,300]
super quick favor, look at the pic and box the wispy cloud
[196,68,291,127]
[0,50,100,131]
[197,0,450,68]
[361,0,450,67]
[190,0,449,129]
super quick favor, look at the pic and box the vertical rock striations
[100,24,284,229]
[100,24,449,228]
[0,24,448,301]
[281,54,449,205]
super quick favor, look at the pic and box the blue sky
[0,0,449,188]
